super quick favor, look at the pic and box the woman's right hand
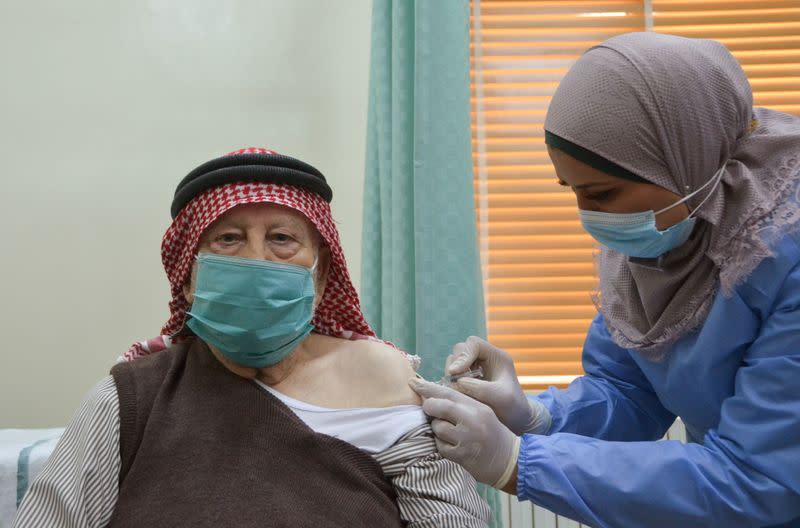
[447,336,551,436]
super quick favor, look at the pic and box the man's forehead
[222,202,306,223]
[204,202,315,234]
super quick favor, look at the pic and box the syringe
[438,366,485,386]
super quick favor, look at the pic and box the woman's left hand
[409,378,520,492]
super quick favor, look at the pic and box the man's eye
[271,233,294,244]
[216,233,242,244]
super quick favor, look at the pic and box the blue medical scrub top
[523,230,800,528]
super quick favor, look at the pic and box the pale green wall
[0,0,372,427]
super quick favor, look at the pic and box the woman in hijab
[14,148,489,527]
[411,32,800,527]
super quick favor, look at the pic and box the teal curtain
[361,1,502,525]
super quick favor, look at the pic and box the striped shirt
[13,377,489,527]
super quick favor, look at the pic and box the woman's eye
[585,190,614,202]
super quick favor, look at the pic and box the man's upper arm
[376,424,490,527]
[13,376,121,528]
[352,340,423,407]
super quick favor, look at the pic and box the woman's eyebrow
[563,182,614,190]
[573,182,607,190]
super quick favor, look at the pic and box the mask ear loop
[310,254,323,310]
[686,166,724,219]
[655,165,725,217]
[635,166,724,271]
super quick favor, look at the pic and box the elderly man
[14,148,489,527]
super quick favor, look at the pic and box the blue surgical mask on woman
[579,167,724,258]
[186,253,316,368]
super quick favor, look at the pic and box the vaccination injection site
[2,1,800,527]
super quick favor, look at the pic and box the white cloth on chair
[0,428,63,527]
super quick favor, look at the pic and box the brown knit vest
[108,339,404,527]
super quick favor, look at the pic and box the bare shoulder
[341,339,423,407]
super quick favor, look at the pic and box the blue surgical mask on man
[186,253,316,368]
[579,167,724,259]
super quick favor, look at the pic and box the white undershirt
[253,379,428,453]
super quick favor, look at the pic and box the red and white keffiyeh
[124,148,409,365]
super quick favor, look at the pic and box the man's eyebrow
[271,215,306,229]
[208,219,245,231]
[268,215,316,239]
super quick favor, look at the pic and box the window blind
[470,1,645,390]
[470,0,800,391]
[652,0,800,116]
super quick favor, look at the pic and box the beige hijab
[545,32,800,358]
